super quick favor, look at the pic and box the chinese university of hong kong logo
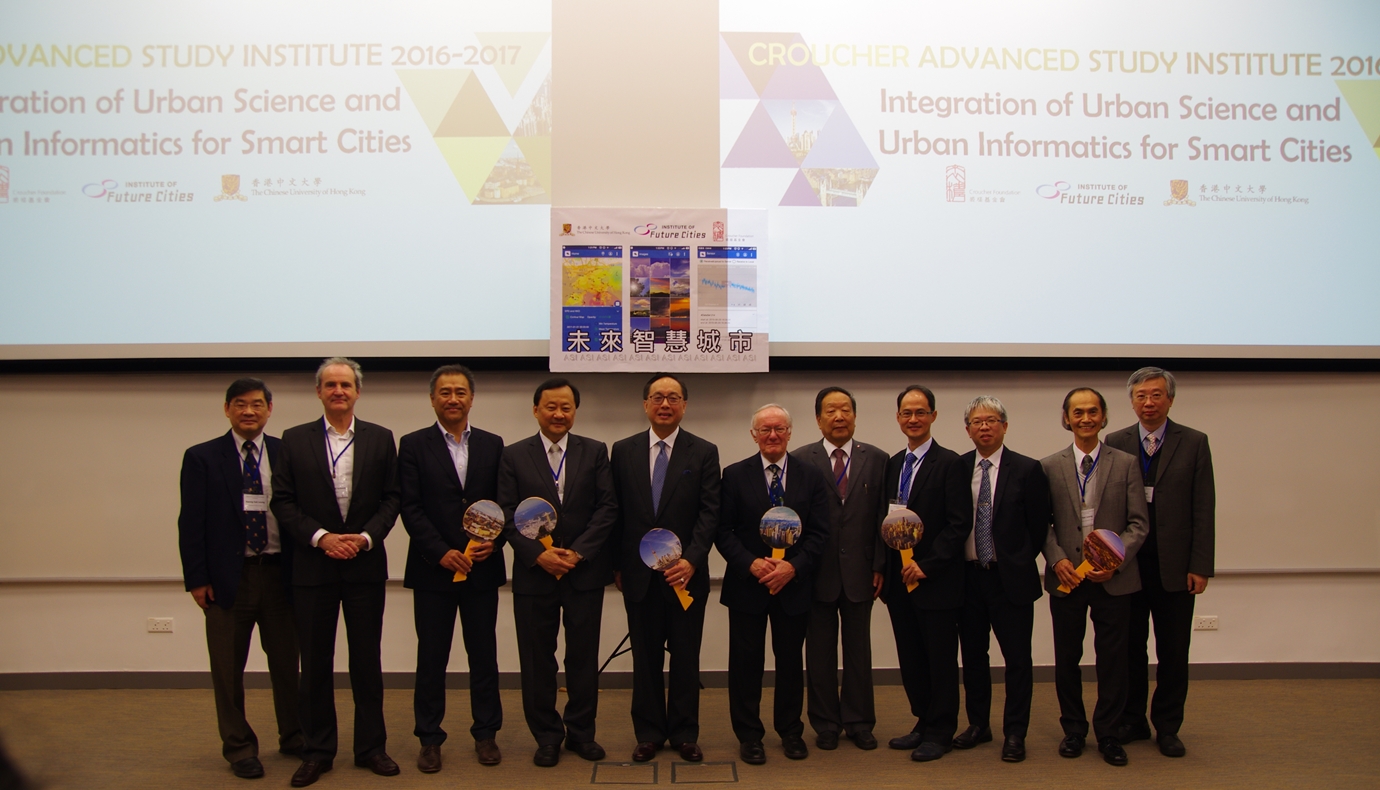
[214,174,248,202]
[946,165,965,202]
[560,223,573,236]
[1164,179,1196,206]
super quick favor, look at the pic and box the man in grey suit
[1106,368,1215,758]
[794,387,886,752]
[1042,387,1147,767]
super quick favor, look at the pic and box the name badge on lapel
[243,493,268,512]
[1144,486,1154,504]
[1081,507,1096,530]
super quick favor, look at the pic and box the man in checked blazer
[1106,368,1215,758]
[611,373,720,764]
[1041,387,1148,767]
[793,386,887,752]
[497,378,618,768]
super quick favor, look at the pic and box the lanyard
[1077,450,1100,503]
[1139,440,1155,477]
[833,452,852,489]
[328,435,355,479]
[550,446,566,487]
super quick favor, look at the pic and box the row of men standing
[178,359,1213,785]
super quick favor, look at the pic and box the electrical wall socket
[1193,615,1219,631]
[147,617,174,633]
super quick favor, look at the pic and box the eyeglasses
[898,409,933,420]
[753,426,791,436]
[966,417,1005,428]
[1131,392,1168,404]
[647,394,684,406]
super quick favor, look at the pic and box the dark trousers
[1124,567,1196,736]
[513,584,605,746]
[624,580,706,746]
[293,581,387,763]
[958,563,1034,738]
[885,598,960,744]
[412,585,503,746]
[805,594,875,737]
[204,562,302,762]
[727,602,808,743]
[1049,582,1130,741]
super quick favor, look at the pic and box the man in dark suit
[497,378,618,768]
[1042,387,1148,767]
[1106,368,1215,758]
[953,396,1051,763]
[715,403,829,765]
[270,358,401,787]
[178,377,302,780]
[611,373,720,764]
[880,385,973,763]
[794,386,886,752]
[399,364,506,773]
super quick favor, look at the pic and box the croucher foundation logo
[1163,179,1196,206]
[214,174,248,202]
[946,165,966,202]
[0,165,10,203]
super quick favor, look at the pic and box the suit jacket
[270,417,400,586]
[178,431,293,609]
[879,440,973,610]
[1106,420,1215,591]
[791,439,887,603]
[959,446,1051,605]
[611,428,721,603]
[715,453,829,617]
[399,423,508,593]
[1041,442,1149,597]
[497,433,618,595]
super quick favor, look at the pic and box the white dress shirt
[234,430,281,556]
[897,437,933,499]
[649,426,680,478]
[312,416,373,550]
[438,421,471,488]
[1138,421,1168,453]
[965,444,1003,561]
[760,452,788,499]
[539,432,570,501]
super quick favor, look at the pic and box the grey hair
[751,402,792,430]
[1126,366,1176,399]
[316,356,363,388]
[963,395,1008,424]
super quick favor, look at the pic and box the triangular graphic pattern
[475,32,551,96]
[779,169,823,206]
[719,36,759,100]
[721,32,798,96]
[475,138,548,204]
[397,70,473,135]
[435,76,510,137]
[723,102,799,168]
[801,108,878,169]
[434,137,511,201]
[1336,80,1380,162]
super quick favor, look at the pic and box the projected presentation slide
[0,1,551,350]
[720,0,1380,351]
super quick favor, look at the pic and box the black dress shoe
[230,756,264,779]
[952,724,993,750]
[910,741,951,762]
[847,730,878,750]
[1001,735,1026,763]
[1058,734,1085,758]
[1157,733,1186,757]
[815,731,839,750]
[1112,720,1152,744]
[740,741,766,765]
[533,744,560,767]
[1098,737,1128,766]
[632,742,660,762]
[355,753,400,776]
[565,739,606,761]
[290,760,332,788]
[417,744,441,774]
[888,731,924,750]
[476,738,502,766]
[782,736,809,760]
[676,743,703,762]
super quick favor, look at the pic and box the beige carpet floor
[1,680,1377,789]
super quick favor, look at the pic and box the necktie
[548,443,564,502]
[1144,433,1159,456]
[831,448,848,499]
[651,441,669,516]
[975,459,995,565]
[767,463,784,507]
[898,452,918,503]
[1079,453,1095,501]
[242,441,267,554]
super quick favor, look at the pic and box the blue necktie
[242,441,267,554]
[898,452,918,503]
[651,441,669,516]
[975,458,995,565]
[768,463,784,507]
